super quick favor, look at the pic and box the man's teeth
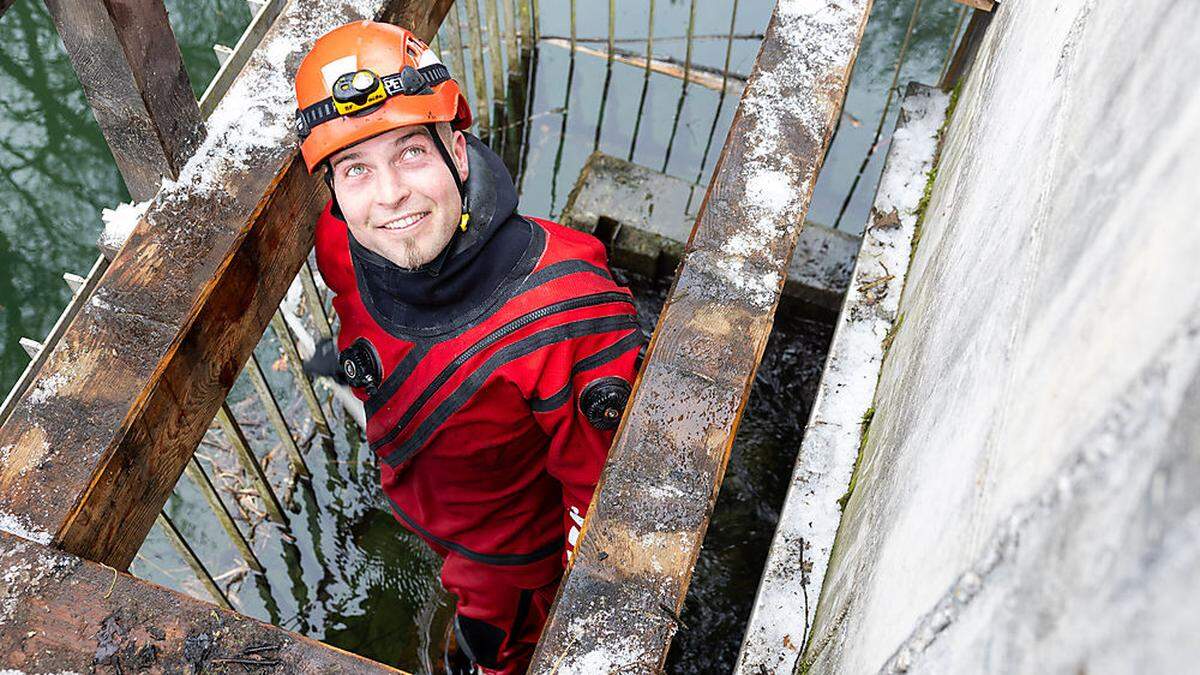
[382,212,428,229]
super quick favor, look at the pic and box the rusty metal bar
[528,0,877,670]
[695,0,740,185]
[660,0,697,173]
[592,0,615,151]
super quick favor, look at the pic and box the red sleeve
[530,321,642,563]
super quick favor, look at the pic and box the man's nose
[375,164,412,207]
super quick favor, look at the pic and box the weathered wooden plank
[42,0,204,201]
[0,532,405,673]
[0,0,454,569]
[734,83,950,675]
[952,0,995,12]
[527,1,876,671]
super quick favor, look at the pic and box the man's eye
[345,164,366,178]
[402,145,426,160]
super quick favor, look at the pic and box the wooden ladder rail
[0,0,452,672]
[527,0,878,671]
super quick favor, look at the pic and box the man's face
[328,124,469,269]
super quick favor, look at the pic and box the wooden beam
[0,532,405,673]
[42,0,204,201]
[0,0,454,570]
[952,0,995,11]
[527,0,876,671]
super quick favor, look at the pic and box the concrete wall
[802,0,1200,672]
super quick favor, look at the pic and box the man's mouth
[378,211,429,231]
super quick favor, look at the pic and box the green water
[0,1,964,671]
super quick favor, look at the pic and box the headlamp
[332,69,387,115]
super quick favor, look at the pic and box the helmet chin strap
[322,123,470,276]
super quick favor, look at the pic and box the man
[293,21,641,674]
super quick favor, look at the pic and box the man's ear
[452,130,469,183]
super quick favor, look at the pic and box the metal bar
[591,0,616,152]
[627,0,655,161]
[503,0,519,76]
[272,310,332,436]
[216,402,288,526]
[831,0,924,230]
[660,0,697,173]
[464,0,492,141]
[484,0,507,152]
[299,260,333,341]
[548,0,577,216]
[0,255,106,428]
[441,0,464,80]
[155,512,234,609]
[528,0,877,668]
[537,32,764,45]
[517,0,532,51]
[246,352,311,478]
[540,39,746,92]
[694,0,740,186]
[185,456,266,573]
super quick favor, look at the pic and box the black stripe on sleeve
[528,330,643,413]
[378,314,638,466]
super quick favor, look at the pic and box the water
[0,0,962,670]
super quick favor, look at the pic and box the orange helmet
[294,21,472,173]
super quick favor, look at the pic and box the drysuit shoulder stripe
[377,314,639,466]
[520,258,612,290]
[363,272,622,420]
[367,289,633,430]
[388,497,561,566]
[528,330,643,413]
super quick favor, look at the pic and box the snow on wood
[734,83,949,675]
[528,0,876,671]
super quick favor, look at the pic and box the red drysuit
[314,137,640,673]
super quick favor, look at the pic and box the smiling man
[293,21,642,675]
